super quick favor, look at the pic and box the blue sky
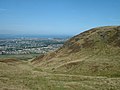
[0,0,120,35]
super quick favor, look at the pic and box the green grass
[0,61,120,90]
[0,61,66,90]
[0,54,40,60]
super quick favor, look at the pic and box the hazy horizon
[0,34,72,39]
[0,0,120,35]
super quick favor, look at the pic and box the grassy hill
[32,26,120,77]
[0,26,120,90]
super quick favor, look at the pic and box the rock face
[32,26,120,77]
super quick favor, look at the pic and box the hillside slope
[32,26,120,77]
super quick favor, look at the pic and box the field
[0,54,40,60]
[0,60,120,90]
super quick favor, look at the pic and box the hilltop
[32,26,120,77]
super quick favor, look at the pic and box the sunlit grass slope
[32,26,120,77]
[0,59,120,90]
[0,26,120,90]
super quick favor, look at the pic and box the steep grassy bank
[32,26,120,77]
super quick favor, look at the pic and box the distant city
[0,35,70,55]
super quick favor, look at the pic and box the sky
[0,0,120,36]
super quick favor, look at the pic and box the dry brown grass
[1,26,120,90]
[0,60,120,90]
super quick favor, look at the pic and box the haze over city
[0,0,120,36]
